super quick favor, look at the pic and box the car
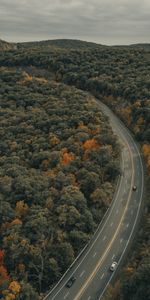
[132,185,137,191]
[65,276,76,288]
[110,261,118,272]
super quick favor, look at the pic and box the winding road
[44,101,144,300]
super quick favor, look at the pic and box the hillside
[18,38,104,50]
[0,39,17,51]
[1,39,149,143]
[0,39,150,300]
[129,43,150,50]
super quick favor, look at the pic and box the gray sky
[0,0,150,45]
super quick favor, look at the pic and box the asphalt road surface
[44,101,144,300]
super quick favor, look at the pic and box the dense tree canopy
[0,59,120,298]
[0,39,149,299]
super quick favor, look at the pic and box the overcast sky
[0,0,150,45]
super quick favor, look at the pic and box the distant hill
[0,39,17,51]
[18,38,105,50]
[18,40,150,51]
[129,43,150,49]
[1,38,150,51]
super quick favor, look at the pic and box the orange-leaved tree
[10,219,22,226]
[83,138,99,150]
[61,149,75,165]
[142,144,150,175]
[15,200,29,217]
[0,249,10,289]
[0,250,5,265]
[8,281,21,295]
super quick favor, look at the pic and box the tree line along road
[43,101,144,300]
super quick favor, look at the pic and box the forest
[0,39,150,300]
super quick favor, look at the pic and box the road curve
[43,101,144,300]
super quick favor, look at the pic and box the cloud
[0,0,150,44]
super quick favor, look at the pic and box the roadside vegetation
[0,39,149,299]
[0,65,119,299]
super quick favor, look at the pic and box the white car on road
[110,261,118,272]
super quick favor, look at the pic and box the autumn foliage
[83,138,99,150]
[61,150,75,165]
[10,218,22,226]
[142,144,150,174]
[8,281,21,295]
[50,135,60,145]
[118,106,132,126]
[15,200,29,217]
[0,65,120,297]
[0,250,10,288]
[0,250,5,265]
[0,266,9,287]
[0,249,21,299]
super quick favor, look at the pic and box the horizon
[1,36,150,47]
[0,0,150,46]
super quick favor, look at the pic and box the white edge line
[44,102,144,300]
[50,163,124,300]
[43,154,124,299]
[63,292,69,299]
[98,126,144,300]
[73,118,135,300]
[85,101,144,300]
[93,252,97,258]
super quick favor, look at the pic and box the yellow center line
[73,135,134,300]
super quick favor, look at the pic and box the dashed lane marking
[64,292,69,299]
[80,270,85,278]
[93,252,97,258]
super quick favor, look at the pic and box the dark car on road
[66,276,76,288]
[132,185,137,191]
